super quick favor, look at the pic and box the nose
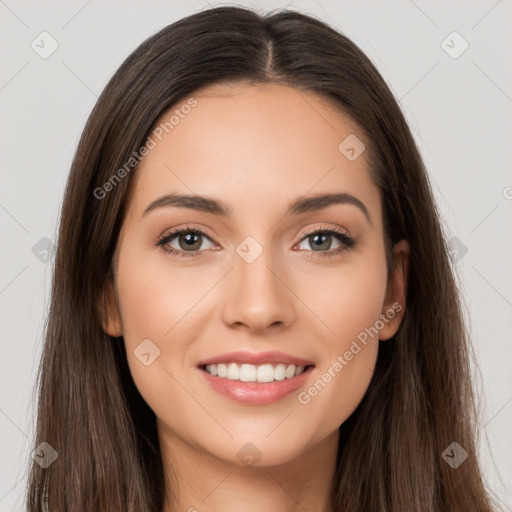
[221,244,295,333]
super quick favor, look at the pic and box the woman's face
[103,82,407,467]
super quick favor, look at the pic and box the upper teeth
[205,363,306,382]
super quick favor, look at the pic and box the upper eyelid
[299,225,351,238]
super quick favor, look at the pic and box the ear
[379,239,409,341]
[98,279,123,338]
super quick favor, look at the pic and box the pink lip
[196,350,314,367]
[198,365,315,405]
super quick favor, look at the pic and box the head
[27,6,495,512]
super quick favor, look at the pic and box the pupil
[311,234,330,251]
[181,233,201,250]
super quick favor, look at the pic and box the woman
[26,5,498,511]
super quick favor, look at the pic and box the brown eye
[174,231,204,251]
[156,227,216,258]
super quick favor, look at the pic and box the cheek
[292,250,387,423]
[115,245,206,341]
[294,247,388,348]
[114,249,214,433]
[113,246,198,389]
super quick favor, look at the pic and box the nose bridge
[222,234,294,330]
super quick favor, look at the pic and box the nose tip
[221,256,295,332]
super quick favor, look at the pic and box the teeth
[205,363,307,382]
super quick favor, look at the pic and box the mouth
[200,362,313,383]
[198,363,315,406]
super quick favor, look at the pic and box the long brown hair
[26,6,498,511]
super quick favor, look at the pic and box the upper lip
[197,350,315,367]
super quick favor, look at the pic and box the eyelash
[155,225,357,259]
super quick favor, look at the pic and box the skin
[103,82,409,512]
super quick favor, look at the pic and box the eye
[294,226,357,258]
[155,225,357,259]
[155,225,217,259]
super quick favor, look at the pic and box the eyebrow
[142,192,371,224]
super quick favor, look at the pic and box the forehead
[128,82,380,222]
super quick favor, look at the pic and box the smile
[203,362,308,382]
[198,364,315,406]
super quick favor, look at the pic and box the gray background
[1,0,511,510]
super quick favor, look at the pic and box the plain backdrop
[1,0,511,510]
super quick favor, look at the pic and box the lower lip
[198,365,314,405]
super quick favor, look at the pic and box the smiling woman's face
[103,82,407,467]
